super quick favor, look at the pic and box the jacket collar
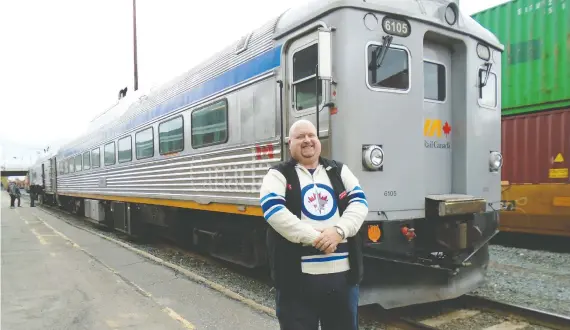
[286,156,336,168]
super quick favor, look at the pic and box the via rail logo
[424,118,451,149]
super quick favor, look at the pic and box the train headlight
[489,151,503,172]
[476,43,491,61]
[363,145,384,170]
[444,3,458,25]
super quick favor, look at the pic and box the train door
[423,41,452,195]
[284,31,331,159]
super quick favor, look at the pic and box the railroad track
[361,294,570,330]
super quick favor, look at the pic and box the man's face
[289,122,321,164]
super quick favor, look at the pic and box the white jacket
[260,163,368,275]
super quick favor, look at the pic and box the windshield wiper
[480,62,493,87]
[369,35,393,70]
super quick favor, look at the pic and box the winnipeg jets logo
[301,184,337,221]
[307,192,329,214]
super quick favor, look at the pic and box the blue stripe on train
[62,45,283,157]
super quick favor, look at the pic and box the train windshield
[367,44,409,90]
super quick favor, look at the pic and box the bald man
[260,119,368,330]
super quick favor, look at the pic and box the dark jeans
[10,195,20,207]
[275,272,359,330]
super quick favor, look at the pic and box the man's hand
[313,227,342,254]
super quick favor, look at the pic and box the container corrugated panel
[501,108,570,184]
[472,0,570,116]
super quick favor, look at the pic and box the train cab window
[367,44,409,91]
[74,155,82,172]
[92,147,100,168]
[118,136,132,163]
[292,43,322,110]
[83,151,91,170]
[479,69,497,108]
[159,116,184,154]
[136,127,154,159]
[104,142,116,166]
[191,100,228,148]
[424,61,446,101]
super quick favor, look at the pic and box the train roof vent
[235,32,252,55]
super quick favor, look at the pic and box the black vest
[265,157,364,292]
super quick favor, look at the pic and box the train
[28,0,504,309]
[472,0,570,237]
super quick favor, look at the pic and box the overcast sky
[0,0,510,168]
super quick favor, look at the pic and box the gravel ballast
[472,244,570,317]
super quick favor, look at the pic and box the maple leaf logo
[442,121,451,137]
[307,192,329,214]
[308,193,317,203]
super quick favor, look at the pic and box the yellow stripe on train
[58,192,264,217]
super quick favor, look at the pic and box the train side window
[424,61,446,101]
[159,116,184,154]
[65,159,69,174]
[479,69,497,108]
[92,147,100,168]
[191,99,228,148]
[292,43,322,111]
[83,151,91,170]
[104,142,116,166]
[69,158,74,173]
[136,127,154,160]
[366,44,410,91]
[118,136,132,163]
[74,154,82,172]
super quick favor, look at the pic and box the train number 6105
[382,17,411,37]
[384,190,397,197]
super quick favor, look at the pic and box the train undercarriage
[40,192,498,309]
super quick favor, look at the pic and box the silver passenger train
[29,0,504,308]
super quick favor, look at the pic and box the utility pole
[133,0,139,91]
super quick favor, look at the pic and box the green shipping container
[471,0,570,116]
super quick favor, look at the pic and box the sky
[0,0,510,168]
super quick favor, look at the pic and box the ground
[0,193,279,330]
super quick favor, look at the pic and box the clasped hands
[312,227,342,254]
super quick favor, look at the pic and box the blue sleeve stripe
[261,198,285,213]
[349,198,368,207]
[260,192,284,204]
[348,192,366,200]
[349,186,362,193]
[264,205,284,220]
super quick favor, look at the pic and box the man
[260,119,368,330]
[8,183,20,209]
[9,183,21,208]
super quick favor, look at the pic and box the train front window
[424,61,446,101]
[292,43,322,110]
[367,44,409,91]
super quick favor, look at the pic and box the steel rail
[461,295,570,330]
